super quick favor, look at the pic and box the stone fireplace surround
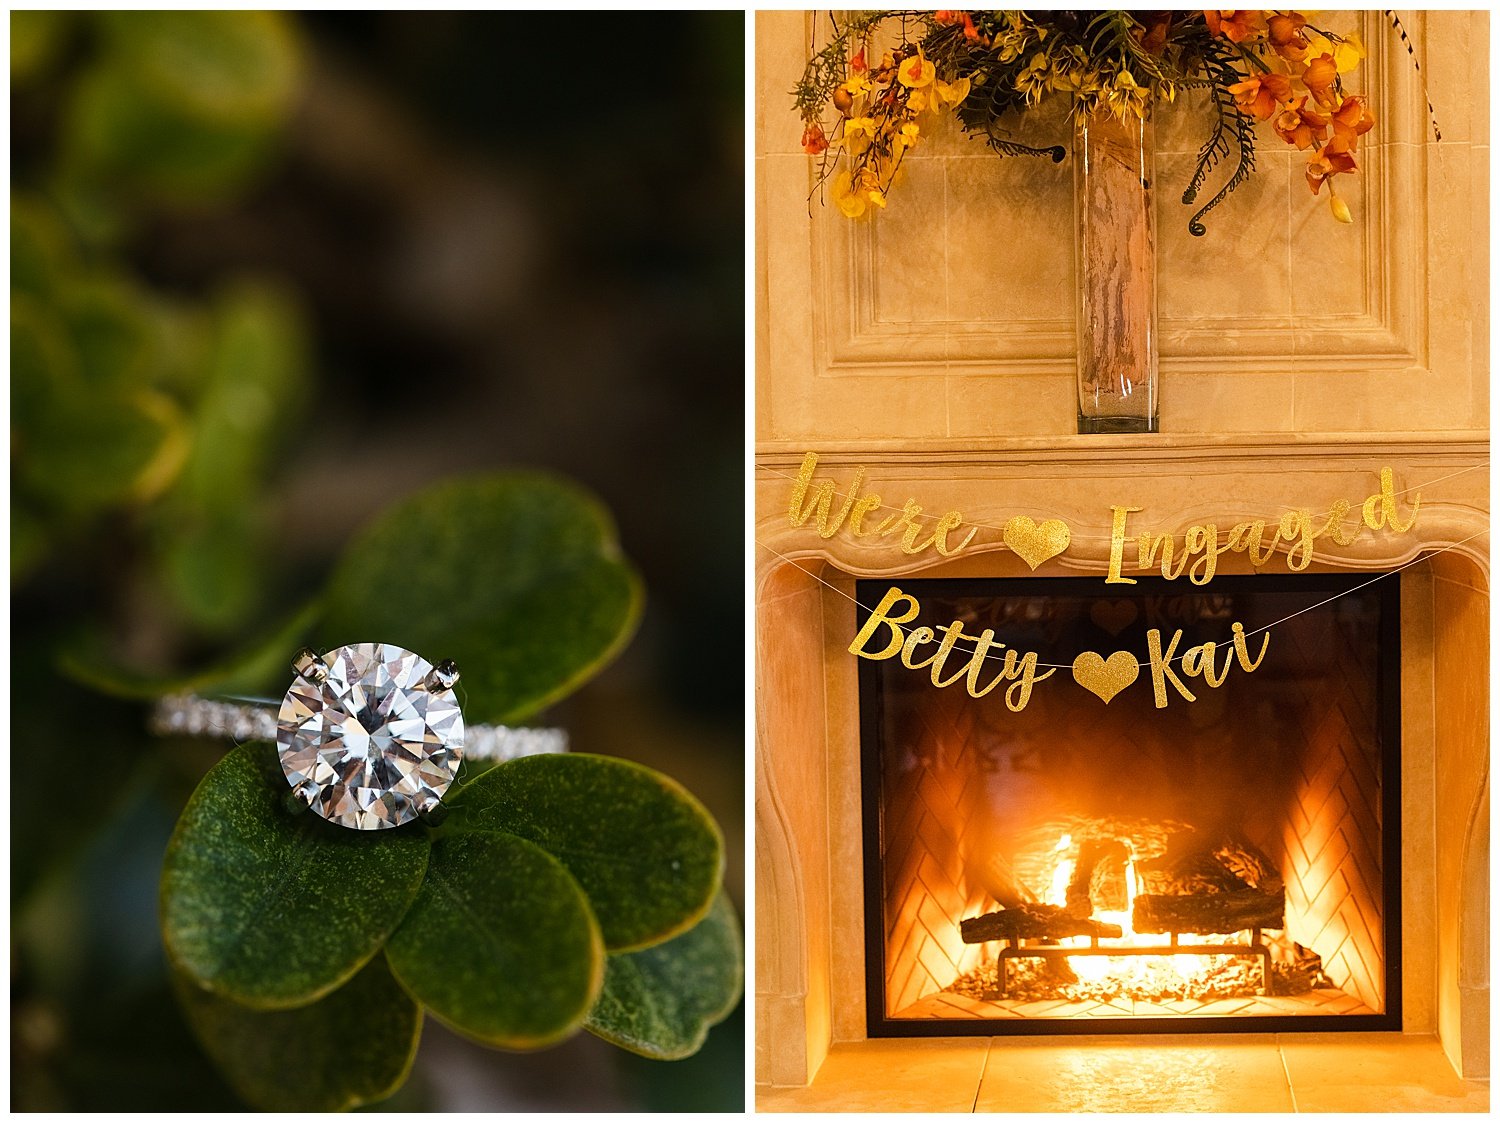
[754,435,1488,1091]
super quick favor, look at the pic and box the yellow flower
[893,122,921,154]
[842,72,872,97]
[831,171,867,218]
[1103,69,1150,120]
[1334,33,1366,73]
[897,52,935,89]
[866,186,888,209]
[842,115,875,155]
[995,29,1027,63]
[1305,30,1366,74]
[935,75,971,107]
[1329,192,1353,223]
[1017,52,1051,102]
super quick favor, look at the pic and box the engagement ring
[150,641,567,830]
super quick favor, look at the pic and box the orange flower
[934,10,961,25]
[1305,141,1357,195]
[897,52,936,89]
[1227,72,1293,120]
[961,12,984,42]
[801,123,829,155]
[1330,95,1375,150]
[1272,96,1328,150]
[1301,52,1340,107]
[1204,10,1259,43]
[1266,12,1309,60]
[850,49,867,73]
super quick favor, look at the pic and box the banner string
[760,460,1488,544]
[756,528,1488,671]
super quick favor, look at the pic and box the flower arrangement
[794,10,1410,234]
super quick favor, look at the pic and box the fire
[1047,833,1074,904]
[1044,834,1221,986]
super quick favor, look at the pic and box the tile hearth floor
[897,985,1374,1021]
[757,1034,1489,1113]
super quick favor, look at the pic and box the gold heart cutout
[1072,650,1140,703]
[1003,516,1071,570]
[1090,599,1138,637]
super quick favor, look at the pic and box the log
[1135,834,1283,897]
[1213,839,1284,894]
[1065,838,1128,917]
[1132,890,1284,935]
[961,902,1123,944]
[1134,847,1244,896]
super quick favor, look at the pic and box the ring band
[150,641,567,830]
[149,692,568,761]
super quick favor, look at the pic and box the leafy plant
[793,10,1389,233]
[12,10,308,618]
[11,13,743,1110]
[152,475,741,1109]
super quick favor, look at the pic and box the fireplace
[857,574,1402,1035]
[752,436,1489,1091]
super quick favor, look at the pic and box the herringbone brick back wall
[1278,620,1386,1013]
[881,686,993,1015]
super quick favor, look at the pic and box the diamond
[276,642,465,830]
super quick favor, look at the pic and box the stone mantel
[757,430,1490,465]
[756,433,1490,582]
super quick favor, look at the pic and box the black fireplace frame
[857,571,1404,1038]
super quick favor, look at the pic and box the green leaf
[60,273,157,390]
[585,890,743,1060]
[384,831,603,1049]
[59,15,302,207]
[99,11,302,126]
[16,384,187,513]
[12,287,186,509]
[320,473,642,725]
[160,742,429,1008]
[173,280,307,505]
[151,281,308,634]
[11,10,72,84]
[11,194,79,300]
[11,291,77,428]
[154,506,265,635]
[450,754,723,951]
[61,61,282,205]
[172,955,421,1111]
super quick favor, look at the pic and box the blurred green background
[11,11,744,1111]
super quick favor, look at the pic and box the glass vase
[1073,107,1158,434]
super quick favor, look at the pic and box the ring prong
[426,660,460,692]
[292,647,328,684]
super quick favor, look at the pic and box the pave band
[150,692,569,762]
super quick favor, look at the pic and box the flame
[1048,833,1075,905]
[1043,834,1225,987]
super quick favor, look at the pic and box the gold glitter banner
[786,451,1426,580]
[847,583,1269,711]
[767,453,1487,712]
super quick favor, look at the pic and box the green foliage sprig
[153,475,741,1110]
